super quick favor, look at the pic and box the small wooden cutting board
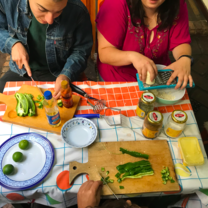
[0,85,80,134]
[69,140,180,195]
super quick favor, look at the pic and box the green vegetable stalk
[15,93,29,116]
[120,148,149,159]
[24,94,36,116]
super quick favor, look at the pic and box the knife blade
[97,171,119,200]
[30,76,44,96]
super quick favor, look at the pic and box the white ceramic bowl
[150,65,186,105]
[61,118,97,148]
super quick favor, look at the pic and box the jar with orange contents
[142,111,163,139]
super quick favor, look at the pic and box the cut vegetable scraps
[34,95,44,109]
[161,166,175,184]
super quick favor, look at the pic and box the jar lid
[61,80,68,89]
[141,92,156,104]
[44,91,52,100]
[171,110,188,123]
[147,111,163,124]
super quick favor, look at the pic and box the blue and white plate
[61,118,97,148]
[0,133,54,190]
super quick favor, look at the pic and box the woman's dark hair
[126,0,181,30]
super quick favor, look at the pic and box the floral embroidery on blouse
[151,29,168,59]
[127,16,144,54]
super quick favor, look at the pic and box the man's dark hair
[126,0,181,30]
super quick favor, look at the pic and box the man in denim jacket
[0,0,93,98]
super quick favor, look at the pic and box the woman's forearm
[172,43,192,60]
[99,47,136,66]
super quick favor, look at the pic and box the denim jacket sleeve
[0,2,20,54]
[59,12,93,81]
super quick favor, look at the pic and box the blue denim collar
[18,0,29,14]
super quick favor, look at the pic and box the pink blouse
[96,0,191,82]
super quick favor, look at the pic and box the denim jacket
[0,0,93,81]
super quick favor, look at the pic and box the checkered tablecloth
[0,81,208,208]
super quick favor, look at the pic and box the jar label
[149,111,162,122]
[46,112,61,126]
[143,92,155,102]
[62,97,73,108]
[142,126,159,139]
[173,111,187,122]
[166,128,182,138]
[136,106,145,118]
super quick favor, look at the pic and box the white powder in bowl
[150,89,175,101]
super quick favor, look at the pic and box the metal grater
[136,69,195,91]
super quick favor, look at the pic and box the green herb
[101,167,105,172]
[106,171,109,175]
[120,148,149,159]
[119,186,124,189]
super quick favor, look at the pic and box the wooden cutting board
[0,85,80,134]
[69,140,179,195]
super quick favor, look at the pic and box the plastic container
[44,91,61,127]
[178,137,204,166]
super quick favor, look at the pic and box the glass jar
[142,111,163,139]
[164,110,188,138]
[136,92,156,119]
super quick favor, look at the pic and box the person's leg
[0,70,31,93]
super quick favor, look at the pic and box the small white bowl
[61,118,97,148]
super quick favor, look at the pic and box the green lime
[19,140,29,150]
[13,152,23,162]
[3,164,14,175]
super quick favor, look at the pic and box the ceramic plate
[0,133,54,190]
[61,118,97,148]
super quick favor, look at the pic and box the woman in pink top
[96,0,193,89]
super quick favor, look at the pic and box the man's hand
[54,74,70,99]
[77,180,103,208]
[11,42,32,76]
[165,57,193,89]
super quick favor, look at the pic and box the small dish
[61,118,97,148]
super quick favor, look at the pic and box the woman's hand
[77,180,103,208]
[54,74,70,99]
[11,42,32,77]
[165,57,193,89]
[130,52,157,83]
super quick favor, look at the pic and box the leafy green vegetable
[115,172,121,178]
[119,186,124,189]
[120,148,149,159]
[24,94,36,116]
[15,93,29,116]
[116,160,154,181]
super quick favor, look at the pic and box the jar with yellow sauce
[142,111,163,139]
[136,92,155,119]
[164,110,187,138]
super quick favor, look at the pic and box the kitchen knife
[30,76,44,96]
[97,171,119,200]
